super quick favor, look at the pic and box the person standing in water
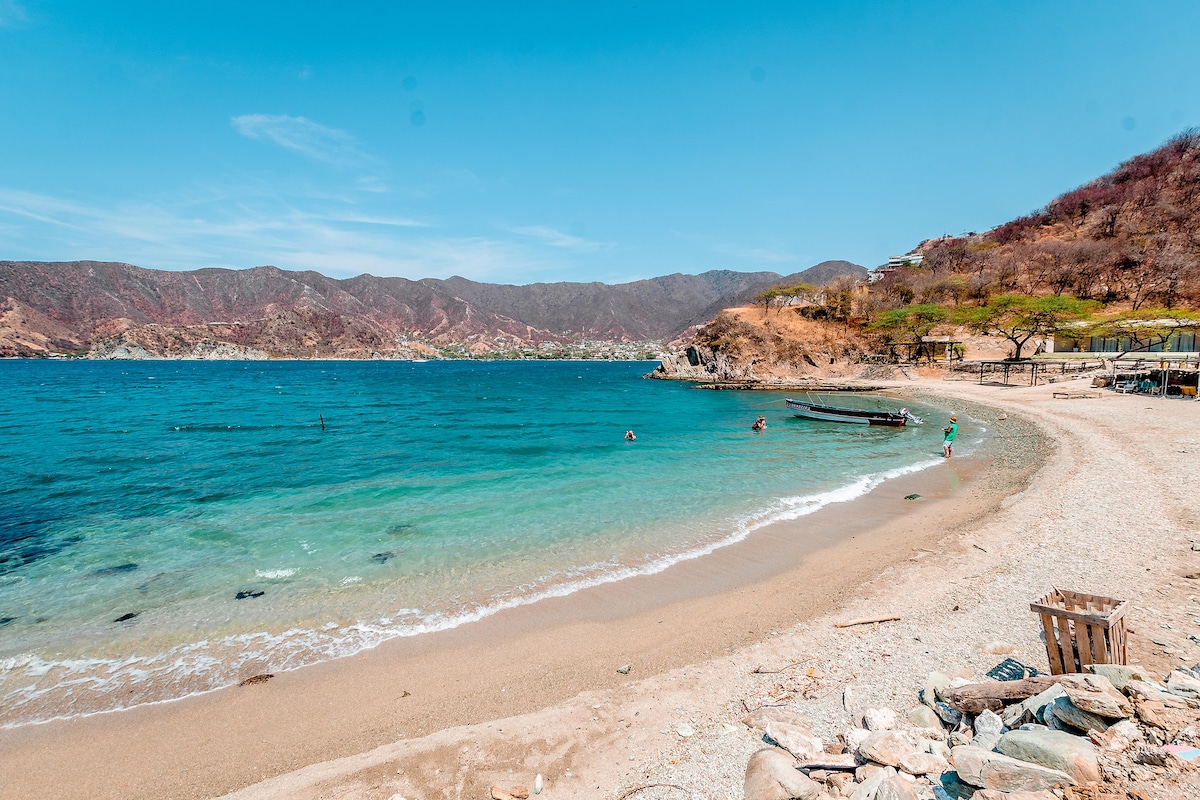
[942,416,958,457]
[751,415,766,431]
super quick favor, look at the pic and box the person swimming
[625,430,636,440]
[751,415,766,431]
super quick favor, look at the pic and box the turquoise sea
[0,360,960,727]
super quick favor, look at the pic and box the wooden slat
[1058,617,1077,673]
[1030,603,1121,626]
[1041,613,1064,675]
[1089,622,1108,666]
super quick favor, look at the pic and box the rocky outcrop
[646,344,757,382]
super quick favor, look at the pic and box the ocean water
[0,359,957,727]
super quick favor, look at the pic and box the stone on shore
[847,766,893,800]
[1048,695,1112,733]
[864,707,899,731]
[874,774,920,800]
[1088,718,1143,753]
[1165,669,1200,700]
[922,672,951,709]
[907,705,943,730]
[897,751,950,776]
[744,747,822,800]
[973,709,1004,737]
[951,745,1077,791]
[1002,685,1064,729]
[766,720,824,761]
[1085,663,1151,690]
[967,791,1057,800]
[996,729,1101,784]
[1057,673,1132,718]
[858,731,918,767]
[1125,679,1190,708]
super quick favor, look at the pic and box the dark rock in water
[235,590,265,600]
[113,612,139,622]
[90,562,139,577]
[386,524,415,536]
[239,673,274,686]
[370,551,395,564]
[0,616,15,626]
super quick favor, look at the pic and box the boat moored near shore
[785,397,923,427]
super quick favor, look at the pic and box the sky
[1,2,1198,285]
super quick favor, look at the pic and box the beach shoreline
[3,377,1198,799]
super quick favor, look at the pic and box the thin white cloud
[0,0,28,28]
[0,186,557,282]
[231,114,371,165]
[506,224,612,252]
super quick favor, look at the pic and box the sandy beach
[2,375,1198,800]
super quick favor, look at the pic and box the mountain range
[0,259,867,358]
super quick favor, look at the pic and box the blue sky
[1,2,1198,284]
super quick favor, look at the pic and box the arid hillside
[0,260,866,358]
[658,130,1200,381]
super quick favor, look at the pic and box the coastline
[3,377,1197,799]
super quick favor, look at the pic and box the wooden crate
[1030,589,1129,675]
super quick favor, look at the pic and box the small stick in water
[320,414,325,431]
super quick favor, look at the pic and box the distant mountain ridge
[0,259,867,358]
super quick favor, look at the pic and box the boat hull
[785,398,909,427]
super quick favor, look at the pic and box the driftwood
[942,675,1061,714]
[834,614,900,628]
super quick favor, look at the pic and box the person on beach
[942,416,958,457]
[751,415,766,431]
[625,430,636,440]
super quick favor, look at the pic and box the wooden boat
[785,398,922,427]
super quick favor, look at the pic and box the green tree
[1081,309,1200,358]
[869,304,950,342]
[956,294,1096,360]
[755,282,816,314]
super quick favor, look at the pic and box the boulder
[923,672,952,708]
[1088,718,1142,753]
[897,752,950,776]
[1165,669,1200,700]
[934,701,962,727]
[744,747,822,800]
[842,728,872,752]
[766,721,824,761]
[1085,663,1151,690]
[973,709,1004,737]
[1125,679,1189,708]
[859,731,919,767]
[971,733,1001,752]
[951,745,1077,792]
[874,774,920,800]
[847,766,893,800]
[996,729,1100,784]
[907,705,943,730]
[1002,685,1065,729]
[864,707,899,731]
[1048,696,1111,733]
[1057,674,1132,718]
